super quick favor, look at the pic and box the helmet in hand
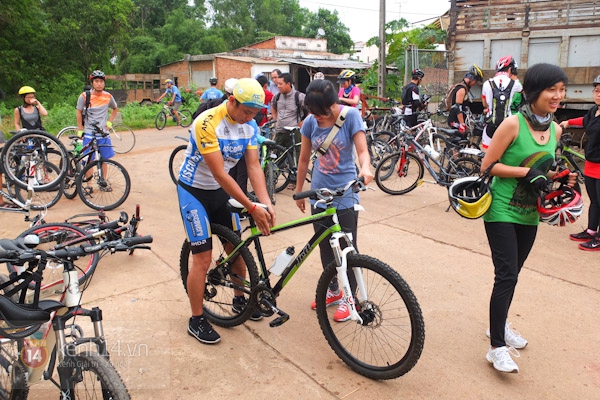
[537,185,583,226]
[448,176,492,219]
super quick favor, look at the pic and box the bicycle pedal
[269,314,289,328]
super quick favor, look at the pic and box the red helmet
[496,56,517,72]
[537,185,583,226]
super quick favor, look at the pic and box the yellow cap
[233,78,266,109]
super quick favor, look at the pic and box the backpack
[484,79,515,138]
[274,91,307,123]
[82,85,92,122]
[441,81,468,112]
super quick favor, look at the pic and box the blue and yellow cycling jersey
[178,101,258,189]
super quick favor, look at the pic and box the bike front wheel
[77,159,131,211]
[180,223,259,328]
[273,146,294,193]
[110,124,136,154]
[155,110,167,130]
[316,254,425,380]
[169,144,188,185]
[178,109,193,127]
[375,151,424,195]
[59,352,130,400]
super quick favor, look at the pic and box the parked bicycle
[179,179,425,380]
[58,123,136,154]
[60,122,131,210]
[155,101,193,130]
[375,127,483,195]
[7,206,143,297]
[271,126,313,192]
[1,129,68,193]
[0,232,152,399]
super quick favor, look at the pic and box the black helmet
[89,70,106,81]
[209,77,218,85]
[412,69,425,79]
[466,64,484,82]
[593,75,600,86]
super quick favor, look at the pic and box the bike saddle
[227,199,268,215]
[0,295,51,328]
[438,127,460,137]
[282,126,299,131]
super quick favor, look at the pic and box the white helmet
[224,78,238,95]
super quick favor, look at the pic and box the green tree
[302,8,353,54]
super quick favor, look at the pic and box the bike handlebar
[0,235,153,264]
[292,179,366,202]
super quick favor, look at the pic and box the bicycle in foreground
[8,205,143,297]
[179,180,425,380]
[154,101,193,130]
[557,132,585,184]
[57,123,136,154]
[0,232,153,399]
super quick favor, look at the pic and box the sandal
[0,202,20,210]
[287,183,296,190]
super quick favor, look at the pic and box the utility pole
[378,0,386,97]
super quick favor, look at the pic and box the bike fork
[329,233,364,324]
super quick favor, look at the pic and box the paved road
[2,126,599,399]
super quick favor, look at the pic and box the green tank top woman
[483,113,557,225]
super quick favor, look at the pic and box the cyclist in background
[481,56,523,150]
[401,69,427,128]
[337,70,360,108]
[178,78,275,345]
[14,86,47,131]
[156,79,182,125]
[295,79,373,322]
[560,75,600,251]
[200,77,223,102]
[447,64,484,134]
[76,70,118,160]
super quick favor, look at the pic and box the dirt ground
[1,126,599,399]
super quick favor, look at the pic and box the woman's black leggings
[484,221,537,348]
[312,207,359,293]
[584,175,600,231]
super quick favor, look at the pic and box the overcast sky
[298,0,451,42]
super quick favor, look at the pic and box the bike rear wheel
[375,151,424,195]
[0,335,28,399]
[77,159,131,211]
[316,254,425,380]
[169,144,188,185]
[155,110,167,130]
[9,223,98,292]
[13,161,64,209]
[110,124,136,154]
[180,223,259,328]
[248,161,277,205]
[59,352,130,400]
[179,109,193,127]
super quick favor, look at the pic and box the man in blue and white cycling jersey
[177,78,276,345]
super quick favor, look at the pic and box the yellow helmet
[337,70,356,82]
[18,86,36,95]
[448,176,492,219]
[164,79,173,84]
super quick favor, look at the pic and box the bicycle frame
[217,204,364,323]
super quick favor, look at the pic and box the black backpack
[484,79,515,138]
[274,91,307,123]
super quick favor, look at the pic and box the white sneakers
[486,322,528,373]
[486,322,528,349]
[486,346,520,373]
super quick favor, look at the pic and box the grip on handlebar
[123,235,153,246]
[292,190,317,201]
